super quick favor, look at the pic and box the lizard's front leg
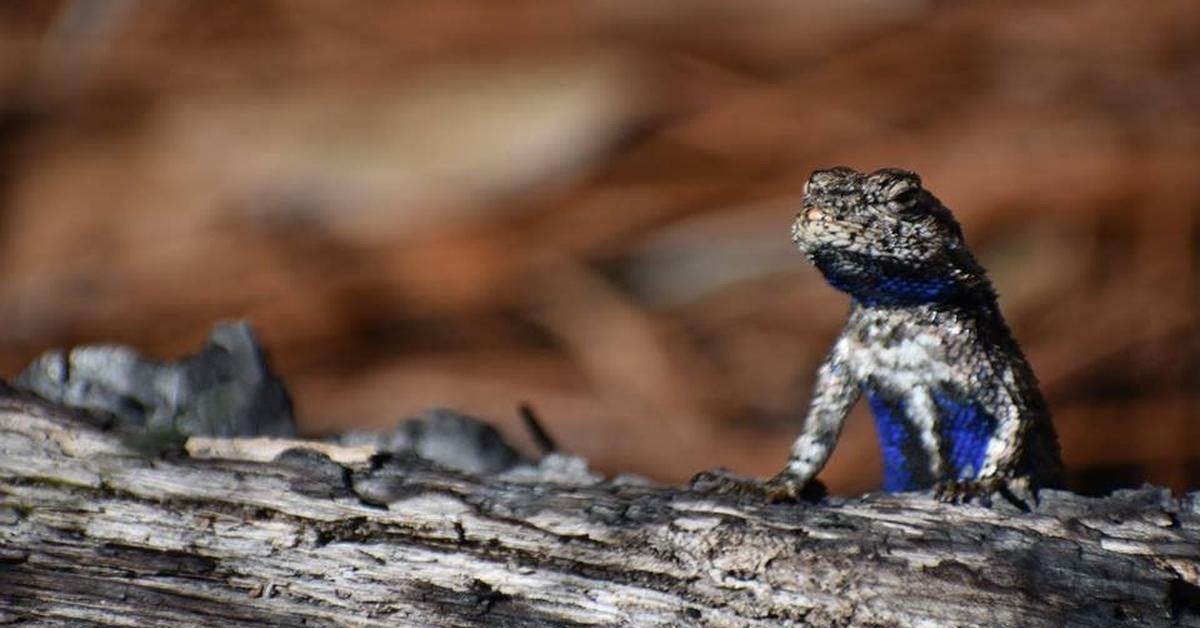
[766,338,860,501]
[691,338,858,502]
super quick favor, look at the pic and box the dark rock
[275,448,354,499]
[336,407,525,475]
[14,321,295,442]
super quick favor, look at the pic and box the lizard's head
[793,167,981,306]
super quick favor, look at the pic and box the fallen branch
[1,393,1198,627]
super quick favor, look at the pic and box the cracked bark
[1,394,1199,627]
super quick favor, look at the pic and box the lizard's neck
[811,249,995,308]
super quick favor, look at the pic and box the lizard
[702,167,1063,504]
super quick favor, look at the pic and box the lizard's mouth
[800,206,827,222]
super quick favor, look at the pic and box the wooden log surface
[1,392,1199,627]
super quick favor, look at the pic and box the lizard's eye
[888,188,919,207]
[883,179,913,199]
[883,179,921,209]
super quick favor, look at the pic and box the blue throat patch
[813,248,959,306]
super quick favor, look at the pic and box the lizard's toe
[936,478,993,505]
[691,469,824,503]
[935,477,1034,510]
[690,468,762,497]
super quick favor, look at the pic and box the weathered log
[1,393,1198,627]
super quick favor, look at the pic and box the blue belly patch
[932,394,997,480]
[865,388,998,490]
[865,389,930,492]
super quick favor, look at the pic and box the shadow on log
[1,392,1199,627]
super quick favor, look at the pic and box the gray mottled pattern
[774,167,1062,500]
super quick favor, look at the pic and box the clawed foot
[690,468,825,503]
[762,474,822,503]
[935,476,1033,511]
[689,468,760,497]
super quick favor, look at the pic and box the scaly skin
[734,167,1062,504]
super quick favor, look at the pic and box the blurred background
[0,0,1197,495]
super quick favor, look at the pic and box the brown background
[1,0,1197,495]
